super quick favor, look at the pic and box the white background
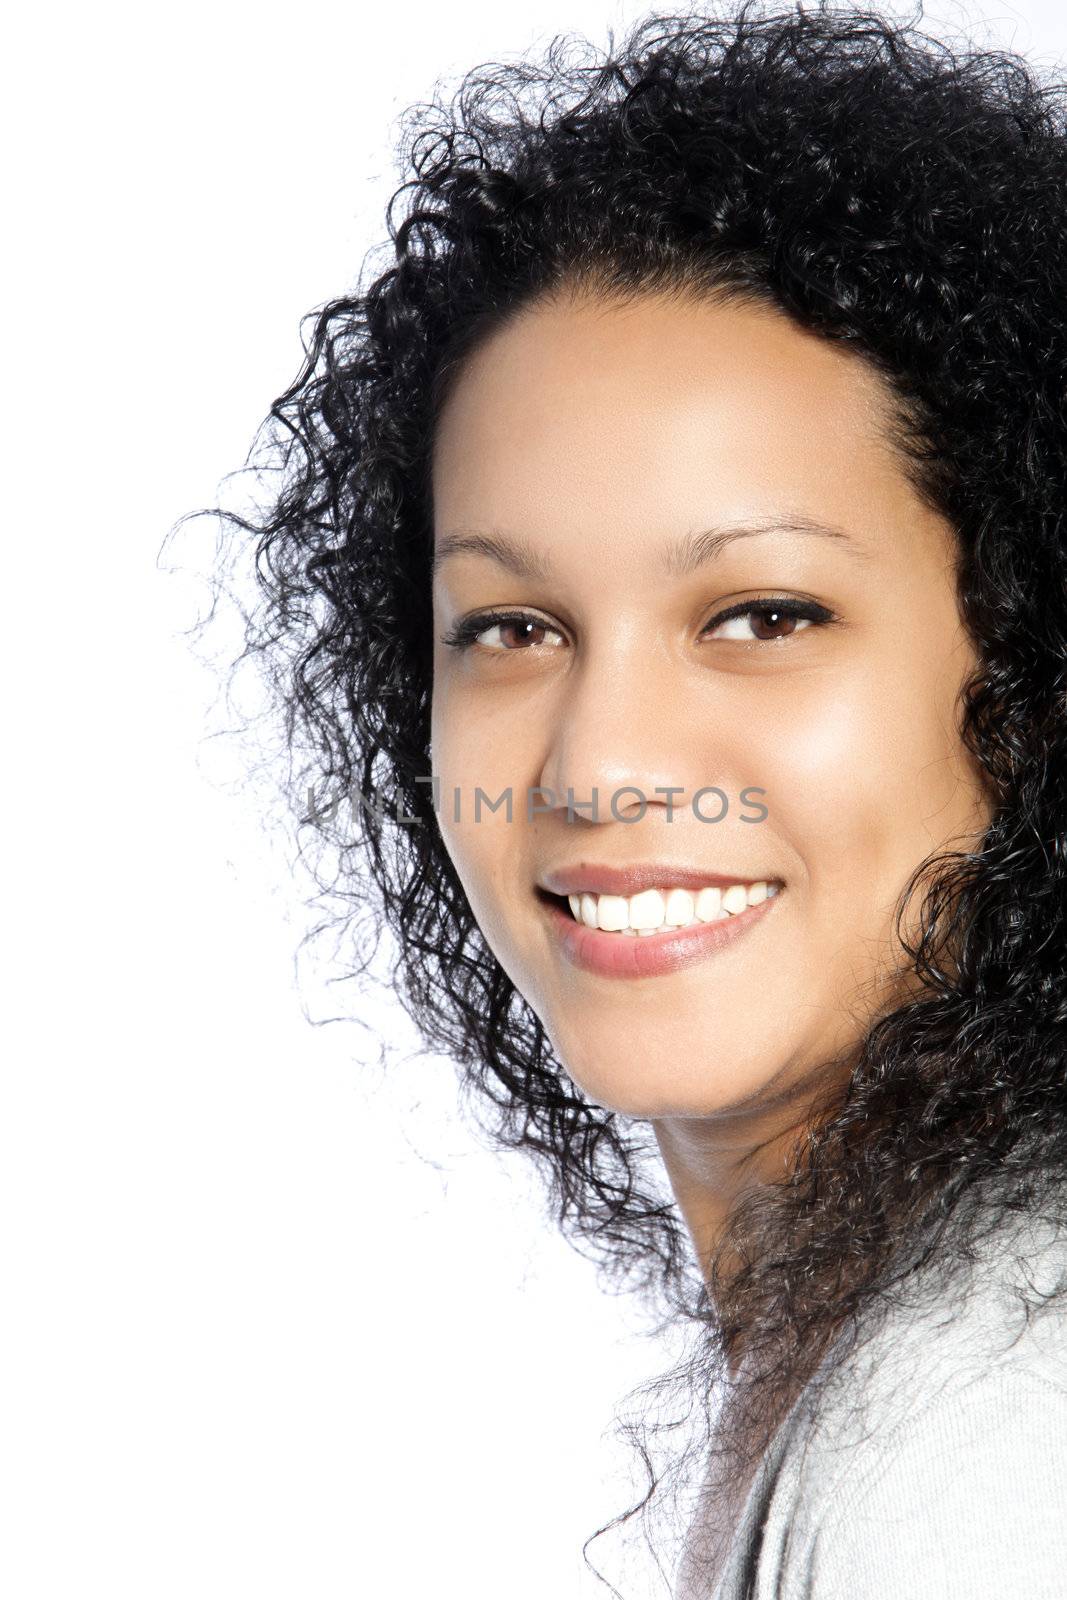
[4,1,1067,1595]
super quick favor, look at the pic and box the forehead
[431,288,933,574]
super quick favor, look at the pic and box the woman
[205,3,1067,1594]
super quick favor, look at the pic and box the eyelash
[440,596,837,652]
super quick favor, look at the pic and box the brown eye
[495,618,552,649]
[441,610,567,653]
[749,607,799,641]
[702,598,833,643]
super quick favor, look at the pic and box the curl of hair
[183,3,1067,1592]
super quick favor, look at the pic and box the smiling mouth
[535,880,781,935]
[534,881,783,979]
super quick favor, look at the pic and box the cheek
[757,661,980,920]
[431,663,537,788]
[430,675,531,944]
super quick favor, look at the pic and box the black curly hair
[180,1,1067,1591]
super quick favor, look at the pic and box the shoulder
[683,1207,1067,1600]
[779,1210,1067,1597]
[801,1361,1067,1597]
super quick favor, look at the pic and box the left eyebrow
[663,516,870,577]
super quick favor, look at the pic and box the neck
[652,1059,855,1376]
[651,1051,851,1284]
[652,1110,806,1284]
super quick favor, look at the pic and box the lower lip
[539,890,781,979]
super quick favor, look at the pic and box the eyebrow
[432,516,869,580]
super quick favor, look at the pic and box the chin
[551,1037,762,1120]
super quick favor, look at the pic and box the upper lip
[538,863,778,897]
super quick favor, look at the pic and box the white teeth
[721,884,749,916]
[664,888,695,926]
[596,894,629,932]
[696,886,722,921]
[629,888,666,931]
[560,880,778,933]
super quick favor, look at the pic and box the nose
[536,645,716,825]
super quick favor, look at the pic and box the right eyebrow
[432,530,553,581]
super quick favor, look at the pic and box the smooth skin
[430,284,993,1273]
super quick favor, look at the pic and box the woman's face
[430,286,991,1120]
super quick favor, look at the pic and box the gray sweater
[674,1204,1067,1598]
